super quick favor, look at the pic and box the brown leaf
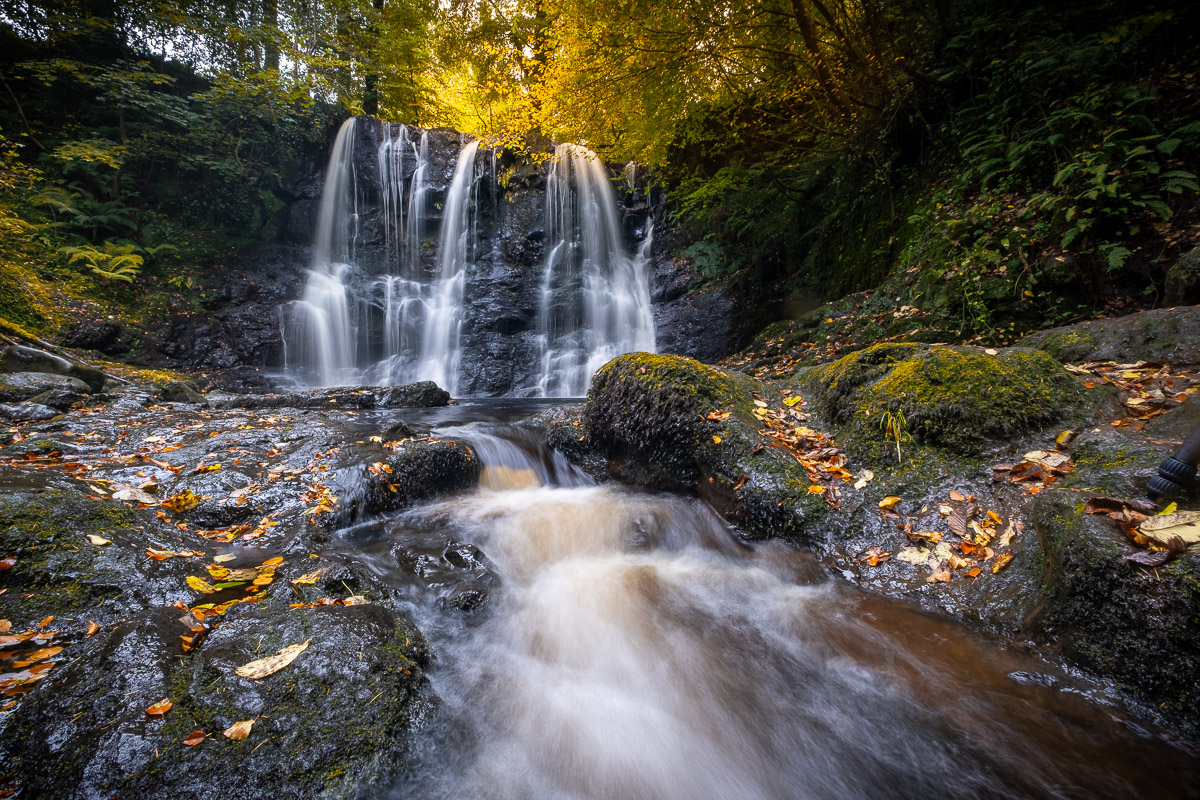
[234,639,310,679]
[183,730,207,746]
[732,475,748,491]
[0,620,9,634]
[925,562,952,583]
[858,546,890,567]
[1085,496,1156,517]
[37,616,54,629]
[84,620,100,638]
[224,718,255,740]
[146,698,172,716]
[991,552,1014,573]
[0,557,14,571]
[948,503,975,540]
[949,490,966,502]
[1123,549,1171,566]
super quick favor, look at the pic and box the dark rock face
[1020,306,1200,366]
[1165,246,1200,306]
[121,116,736,393]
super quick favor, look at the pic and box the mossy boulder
[581,353,827,543]
[0,344,107,393]
[802,344,1084,455]
[1031,490,1200,739]
[1020,307,1200,366]
[0,372,90,403]
[333,439,481,528]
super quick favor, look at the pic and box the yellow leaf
[87,534,110,546]
[163,489,199,512]
[712,435,722,444]
[223,719,254,740]
[991,552,1014,573]
[291,568,328,586]
[187,575,218,594]
[234,639,311,679]
[807,484,826,495]
[1158,501,1178,516]
[878,496,901,511]
[783,395,803,407]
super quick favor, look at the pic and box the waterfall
[282,119,655,396]
[287,117,360,387]
[416,140,480,396]
[535,143,656,397]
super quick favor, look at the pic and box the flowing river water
[328,402,1196,800]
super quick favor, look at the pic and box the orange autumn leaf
[223,718,255,740]
[992,552,1015,573]
[146,699,172,716]
[37,616,54,629]
[878,496,901,511]
[949,490,966,502]
[183,730,207,746]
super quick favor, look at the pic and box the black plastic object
[1148,424,1200,501]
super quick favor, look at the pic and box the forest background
[0,0,1196,353]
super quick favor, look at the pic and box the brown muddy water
[329,408,1197,800]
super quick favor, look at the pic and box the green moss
[805,344,1082,454]
[1034,329,1097,363]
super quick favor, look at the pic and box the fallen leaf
[213,553,236,563]
[224,719,254,740]
[859,546,890,567]
[0,620,9,634]
[186,576,218,594]
[949,490,966,502]
[853,470,874,490]
[146,698,172,716]
[991,552,1014,573]
[110,484,158,504]
[183,730,207,746]
[1123,549,1171,566]
[0,557,13,570]
[712,435,722,444]
[291,568,328,586]
[260,557,284,568]
[966,568,982,578]
[783,395,803,407]
[87,534,110,546]
[1137,512,1200,551]
[86,620,100,637]
[897,547,935,566]
[926,562,952,583]
[807,484,826,495]
[37,616,54,629]
[234,639,311,679]
[162,489,199,513]
[732,475,748,491]
[878,496,901,512]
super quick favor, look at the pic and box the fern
[58,242,144,283]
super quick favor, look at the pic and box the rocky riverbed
[1,308,1198,797]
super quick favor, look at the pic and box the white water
[284,122,655,395]
[415,140,480,396]
[536,144,656,397]
[365,424,1196,800]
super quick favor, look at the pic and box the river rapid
[326,401,1197,800]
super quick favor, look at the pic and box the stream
[321,401,1197,800]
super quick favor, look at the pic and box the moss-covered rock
[581,353,828,543]
[1020,307,1200,366]
[333,439,481,528]
[803,344,1084,455]
[1032,490,1200,739]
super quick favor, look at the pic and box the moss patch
[804,344,1084,454]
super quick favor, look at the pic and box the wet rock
[62,318,133,356]
[0,344,107,393]
[383,420,417,440]
[210,381,451,410]
[581,353,826,543]
[653,284,741,364]
[0,372,91,403]
[1165,246,1200,306]
[1019,307,1200,366]
[1,602,432,800]
[337,439,480,526]
[28,387,89,411]
[0,401,58,421]
[801,343,1086,456]
[160,380,207,405]
[1031,490,1200,739]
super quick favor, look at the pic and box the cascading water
[285,117,361,387]
[284,120,654,395]
[312,411,1196,800]
[536,144,656,397]
[415,140,480,396]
